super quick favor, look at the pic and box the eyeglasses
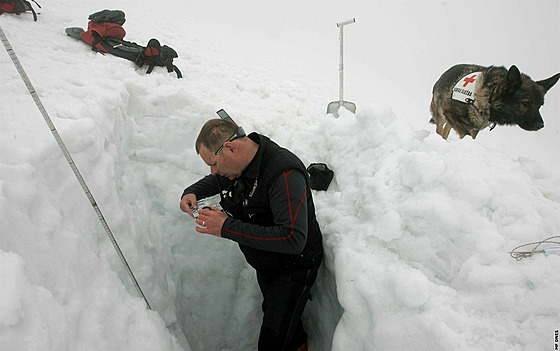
[214,126,246,155]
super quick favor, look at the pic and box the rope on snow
[509,236,560,261]
[0,25,151,310]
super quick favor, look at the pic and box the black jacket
[182,133,323,272]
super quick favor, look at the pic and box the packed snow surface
[1,1,559,350]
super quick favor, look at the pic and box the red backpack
[0,0,40,21]
[79,9,126,52]
[67,9,182,78]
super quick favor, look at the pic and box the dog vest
[452,72,482,104]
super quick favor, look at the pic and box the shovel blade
[327,101,357,117]
[65,27,85,40]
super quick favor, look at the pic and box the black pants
[256,254,322,351]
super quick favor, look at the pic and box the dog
[429,64,560,140]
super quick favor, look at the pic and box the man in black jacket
[180,118,323,351]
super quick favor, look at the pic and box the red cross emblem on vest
[462,74,477,87]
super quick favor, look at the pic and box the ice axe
[327,18,356,117]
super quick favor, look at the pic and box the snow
[1,1,559,350]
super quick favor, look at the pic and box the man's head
[196,119,255,180]
[195,119,239,154]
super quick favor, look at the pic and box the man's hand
[195,207,227,237]
[180,193,197,217]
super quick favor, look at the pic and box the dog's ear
[505,65,523,95]
[536,72,560,92]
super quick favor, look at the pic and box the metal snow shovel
[327,18,356,117]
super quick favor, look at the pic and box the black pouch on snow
[307,163,334,191]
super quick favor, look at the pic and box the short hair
[195,119,239,154]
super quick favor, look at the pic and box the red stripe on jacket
[222,170,307,241]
